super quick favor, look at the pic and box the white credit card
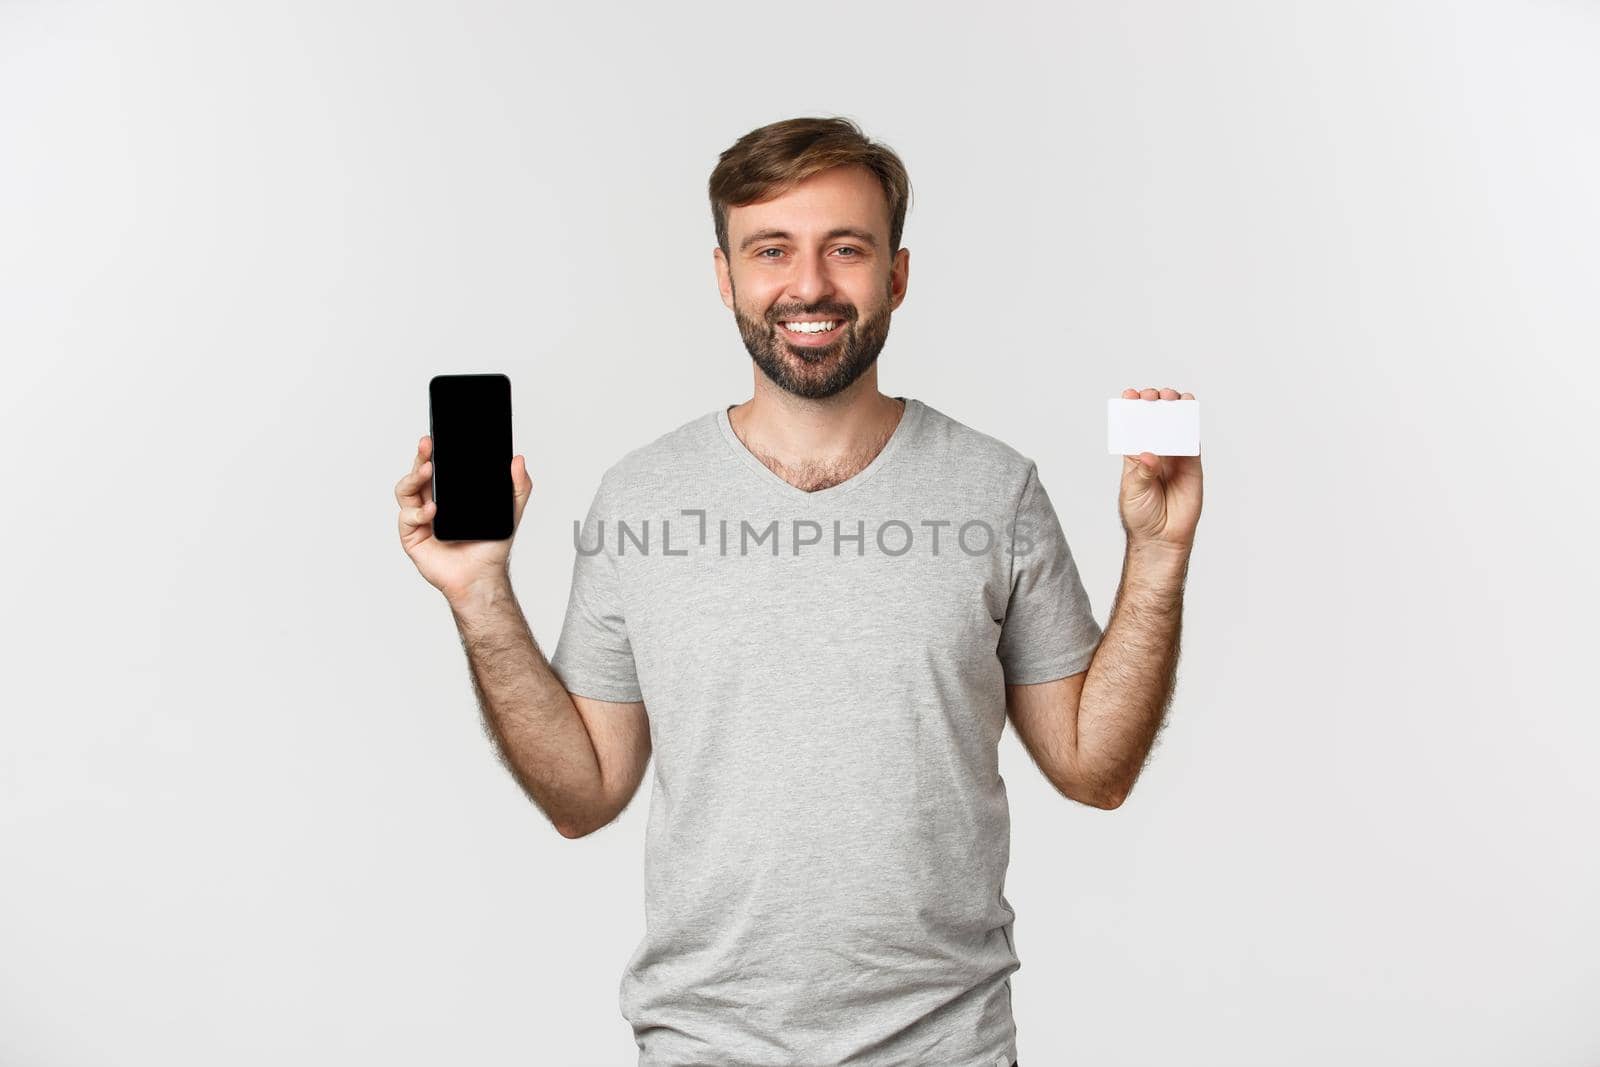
[1107,398,1201,456]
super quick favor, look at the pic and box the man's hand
[395,435,535,603]
[1118,386,1203,551]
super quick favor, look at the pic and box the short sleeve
[996,462,1103,685]
[548,475,644,703]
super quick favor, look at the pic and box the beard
[731,281,894,400]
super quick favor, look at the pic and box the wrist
[1127,537,1192,565]
[446,573,515,616]
[1124,538,1192,586]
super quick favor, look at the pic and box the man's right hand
[395,435,535,605]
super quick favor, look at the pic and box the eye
[758,248,783,258]
[835,246,859,257]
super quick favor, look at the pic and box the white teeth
[783,321,838,333]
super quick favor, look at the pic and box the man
[395,116,1202,1066]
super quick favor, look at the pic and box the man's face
[715,165,909,400]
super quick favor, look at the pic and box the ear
[713,247,734,311]
[888,246,910,312]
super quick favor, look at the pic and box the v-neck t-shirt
[549,396,1103,1066]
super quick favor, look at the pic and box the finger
[1121,387,1140,398]
[395,459,433,507]
[397,436,432,504]
[399,499,436,533]
[1158,387,1179,400]
[1139,387,1159,400]
[1181,392,1195,400]
[408,436,431,475]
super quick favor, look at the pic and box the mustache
[768,307,854,323]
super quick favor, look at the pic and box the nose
[783,248,836,309]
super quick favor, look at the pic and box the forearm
[447,579,606,837]
[1076,540,1191,805]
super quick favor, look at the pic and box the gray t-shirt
[550,396,1102,1066]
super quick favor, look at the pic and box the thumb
[511,455,534,526]
[1124,452,1162,482]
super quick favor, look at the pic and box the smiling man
[395,116,1202,1066]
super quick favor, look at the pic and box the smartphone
[428,373,514,542]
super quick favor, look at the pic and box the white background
[3,2,1597,1064]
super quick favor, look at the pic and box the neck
[727,372,906,492]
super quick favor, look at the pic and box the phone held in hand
[428,373,514,542]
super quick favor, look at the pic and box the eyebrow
[738,227,880,253]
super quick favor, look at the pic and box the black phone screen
[428,374,513,542]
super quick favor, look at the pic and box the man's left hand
[1118,386,1203,552]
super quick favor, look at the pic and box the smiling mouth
[775,319,847,344]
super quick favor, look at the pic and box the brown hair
[709,116,913,259]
